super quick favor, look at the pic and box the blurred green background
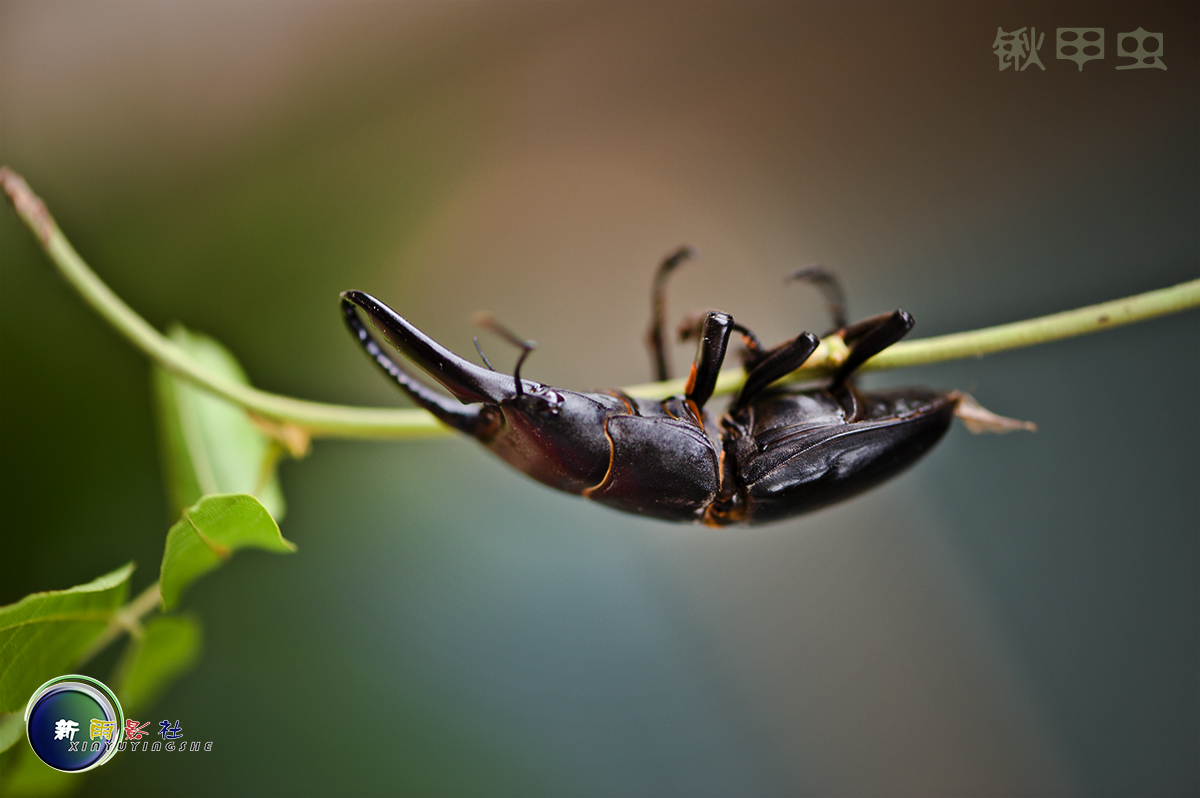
[1,2,1196,795]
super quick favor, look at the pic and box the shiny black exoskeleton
[341,249,963,525]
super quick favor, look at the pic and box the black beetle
[341,248,1027,525]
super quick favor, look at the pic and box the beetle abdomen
[738,389,958,523]
[584,415,720,522]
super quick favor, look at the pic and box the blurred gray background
[1,2,1196,795]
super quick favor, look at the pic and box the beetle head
[484,384,621,495]
[342,290,616,495]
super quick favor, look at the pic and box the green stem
[77,582,162,665]
[2,168,443,440]
[5,166,1199,440]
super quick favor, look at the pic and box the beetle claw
[342,290,521,405]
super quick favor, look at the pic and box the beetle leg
[646,246,695,382]
[840,311,898,344]
[730,331,821,414]
[787,264,848,333]
[679,313,767,365]
[731,323,766,358]
[831,309,915,387]
[341,292,513,435]
[675,309,709,344]
[684,311,735,411]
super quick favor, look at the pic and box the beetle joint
[249,412,313,458]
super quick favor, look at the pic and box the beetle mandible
[340,248,1027,525]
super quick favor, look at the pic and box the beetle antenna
[512,347,534,397]
[472,336,496,371]
[472,311,536,397]
[787,264,848,332]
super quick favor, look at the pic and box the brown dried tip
[249,412,313,458]
[950,391,1038,434]
[0,166,55,245]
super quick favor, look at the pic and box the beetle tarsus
[788,264,849,332]
[647,246,696,382]
[680,313,768,368]
[831,309,914,387]
[731,331,821,414]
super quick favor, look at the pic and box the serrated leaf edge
[0,612,119,633]
[0,563,134,632]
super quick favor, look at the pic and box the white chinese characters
[52,719,79,741]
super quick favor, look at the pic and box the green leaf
[0,713,22,754]
[113,615,201,715]
[0,565,133,714]
[0,740,78,796]
[159,494,295,610]
[153,325,287,521]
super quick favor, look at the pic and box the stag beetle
[341,248,1028,525]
